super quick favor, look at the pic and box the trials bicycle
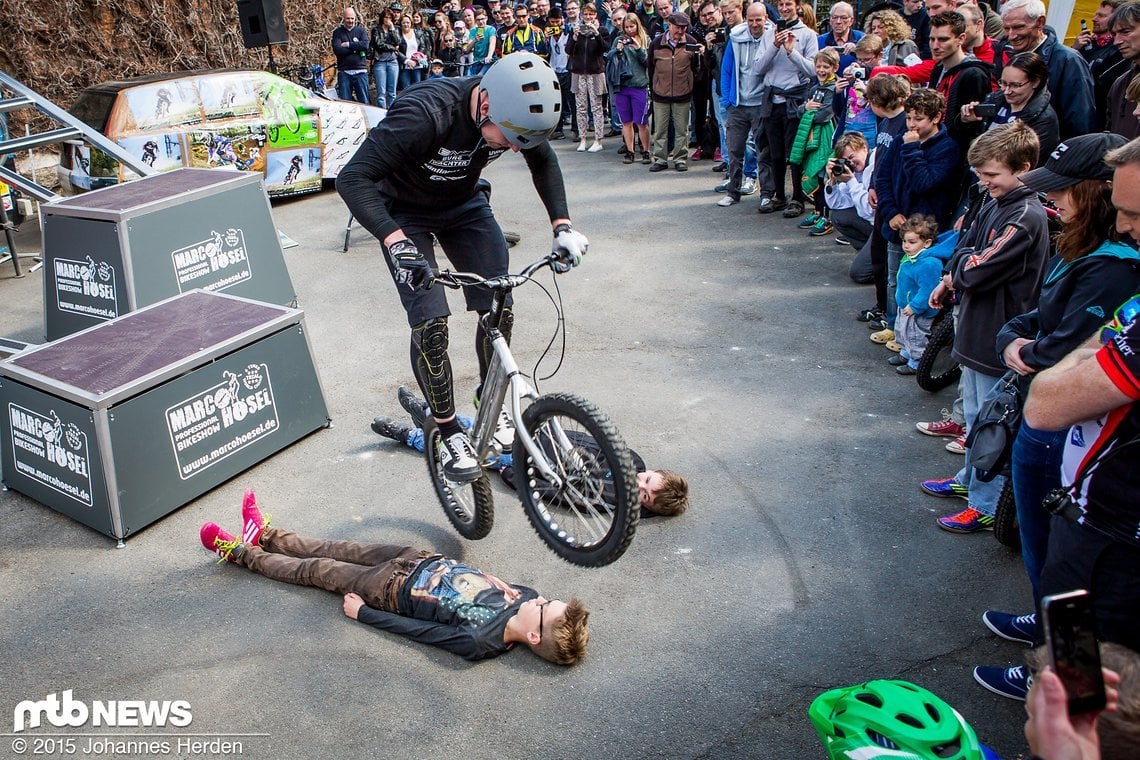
[423,252,639,567]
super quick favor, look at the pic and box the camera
[973,102,998,119]
[831,157,853,176]
[713,27,727,43]
[811,89,828,104]
[849,65,867,81]
[684,42,702,52]
[775,18,795,31]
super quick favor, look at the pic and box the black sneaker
[398,385,429,430]
[857,306,884,323]
[438,430,481,482]
[641,151,652,165]
[371,416,411,442]
[711,161,727,172]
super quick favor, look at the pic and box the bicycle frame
[461,264,571,485]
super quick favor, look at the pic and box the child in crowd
[923,121,1049,534]
[836,35,884,144]
[823,132,875,254]
[890,214,942,376]
[791,48,842,237]
[849,73,910,289]
[872,88,959,348]
[427,59,446,79]
[438,32,465,76]
[453,21,474,73]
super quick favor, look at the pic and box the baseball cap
[668,11,690,26]
[1020,132,1129,192]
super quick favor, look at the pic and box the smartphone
[973,103,998,119]
[1081,19,1089,32]
[775,18,795,31]
[1042,590,1107,715]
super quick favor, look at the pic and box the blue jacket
[720,21,772,109]
[873,126,961,242]
[817,29,864,75]
[896,249,945,320]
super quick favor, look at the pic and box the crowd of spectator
[331,0,1140,755]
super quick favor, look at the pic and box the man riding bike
[337,52,589,484]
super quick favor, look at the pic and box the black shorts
[381,189,511,327]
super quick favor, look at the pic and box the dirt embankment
[1,0,348,123]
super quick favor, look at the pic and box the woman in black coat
[960,52,1060,167]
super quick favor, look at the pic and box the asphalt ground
[0,142,1034,760]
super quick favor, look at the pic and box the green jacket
[789,113,835,195]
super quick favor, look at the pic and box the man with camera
[1020,138,1140,660]
[753,0,818,216]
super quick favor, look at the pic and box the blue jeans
[1011,419,1066,600]
[371,60,398,108]
[953,368,1007,517]
[337,70,369,103]
[398,67,423,91]
[885,241,902,323]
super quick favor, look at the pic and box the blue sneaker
[973,665,1031,701]
[982,611,1037,645]
[920,477,969,500]
[797,213,822,229]
[936,506,994,533]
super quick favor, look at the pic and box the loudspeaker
[238,0,288,48]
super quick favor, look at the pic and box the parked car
[57,68,384,198]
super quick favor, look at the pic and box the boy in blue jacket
[871,88,960,345]
[890,214,943,375]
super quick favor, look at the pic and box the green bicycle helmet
[808,680,985,760]
[479,52,561,149]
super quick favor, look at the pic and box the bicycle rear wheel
[916,310,961,393]
[424,420,494,540]
[993,479,1020,550]
[516,393,638,567]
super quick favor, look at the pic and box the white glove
[552,223,588,273]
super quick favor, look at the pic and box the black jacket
[949,185,1050,375]
[977,85,1060,167]
[996,242,1140,371]
[929,55,994,154]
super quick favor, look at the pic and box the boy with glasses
[200,492,590,664]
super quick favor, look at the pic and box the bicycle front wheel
[516,393,638,567]
[424,421,494,540]
[916,310,961,393]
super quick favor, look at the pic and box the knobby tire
[424,420,494,540]
[516,392,638,567]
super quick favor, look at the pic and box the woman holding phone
[606,14,650,163]
[960,51,1059,167]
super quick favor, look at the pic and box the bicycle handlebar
[431,251,565,290]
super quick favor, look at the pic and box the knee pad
[411,318,454,417]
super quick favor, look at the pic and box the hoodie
[928,54,994,154]
[948,185,1050,375]
[873,126,961,242]
[720,21,773,108]
[753,18,817,105]
[996,242,1140,371]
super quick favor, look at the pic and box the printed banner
[7,403,94,507]
[52,255,119,321]
[170,228,253,293]
[165,364,279,480]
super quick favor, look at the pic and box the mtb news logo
[12,690,192,733]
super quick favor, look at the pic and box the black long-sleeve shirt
[336,77,569,244]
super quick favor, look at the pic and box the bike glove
[387,239,434,291]
[552,223,589,273]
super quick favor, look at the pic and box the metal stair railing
[0,70,157,275]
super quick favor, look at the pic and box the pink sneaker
[241,489,269,546]
[690,148,705,160]
[713,148,722,161]
[200,522,241,563]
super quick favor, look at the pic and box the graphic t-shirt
[405,558,526,626]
